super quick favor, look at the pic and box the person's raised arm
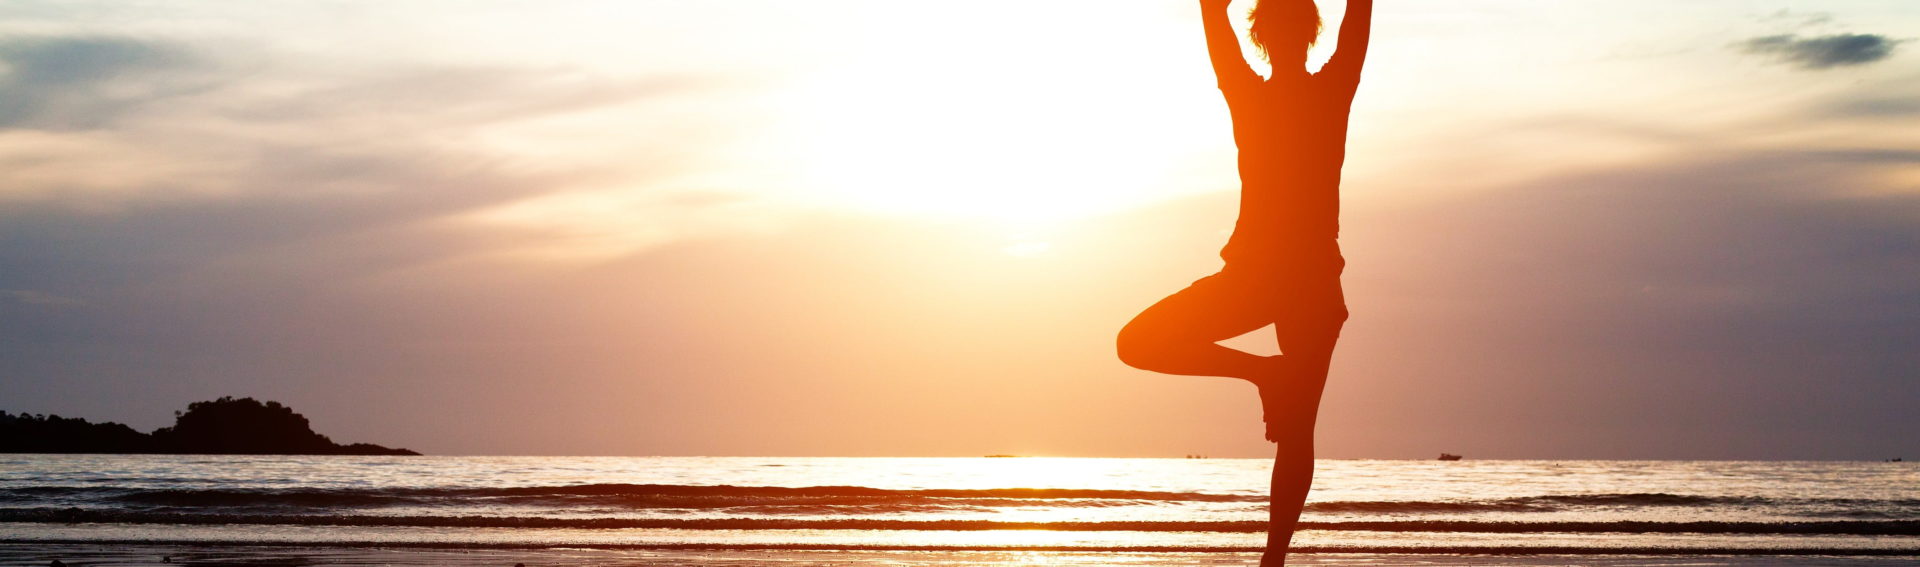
[1321,0,1373,84]
[1201,0,1258,93]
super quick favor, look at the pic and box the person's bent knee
[1115,330,1151,371]
[1115,321,1164,371]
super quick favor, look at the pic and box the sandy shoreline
[5,543,1920,566]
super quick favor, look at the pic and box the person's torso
[1220,72,1356,270]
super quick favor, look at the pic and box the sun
[1002,240,1052,258]
[771,3,1232,229]
[786,72,1170,225]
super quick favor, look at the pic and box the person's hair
[1247,0,1323,62]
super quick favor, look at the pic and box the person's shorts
[1195,258,1349,328]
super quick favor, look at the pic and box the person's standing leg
[1259,277,1348,567]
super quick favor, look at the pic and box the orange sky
[1,1,1916,458]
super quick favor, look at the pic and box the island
[0,396,419,455]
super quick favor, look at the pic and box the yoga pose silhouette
[1115,0,1369,564]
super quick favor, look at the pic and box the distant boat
[983,454,1022,458]
[1890,458,1905,462]
[1438,453,1463,461]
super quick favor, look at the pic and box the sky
[1,0,1916,459]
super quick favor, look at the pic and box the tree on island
[0,397,417,455]
[0,412,149,453]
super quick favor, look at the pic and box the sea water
[1,455,1915,556]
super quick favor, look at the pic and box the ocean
[1,455,1915,565]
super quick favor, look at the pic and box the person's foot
[1251,355,1291,442]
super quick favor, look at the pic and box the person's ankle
[1241,356,1285,386]
[1263,355,1291,381]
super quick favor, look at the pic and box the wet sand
[4,544,1918,566]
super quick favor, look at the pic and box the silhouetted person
[1116,0,1369,564]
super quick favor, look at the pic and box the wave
[0,484,1254,515]
[11,485,1909,511]
[4,508,1918,535]
[1344,492,1916,512]
[7,486,1915,522]
[0,484,1264,507]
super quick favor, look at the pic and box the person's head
[1248,0,1323,67]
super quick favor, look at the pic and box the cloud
[4,142,1917,458]
[0,36,214,129]
[1334,147,1920,458]
[1735,33,1903,70]
[0,289,83,307]
[1759,9,1832,28]
[1830,96,1920,118]
[0,25,724,223]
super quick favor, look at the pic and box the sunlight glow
[1003,241,1052,257]
[772,3,1229,228]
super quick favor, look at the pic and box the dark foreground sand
[4,545,1918,566]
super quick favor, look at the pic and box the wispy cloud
[0,36,212,130]
[1759,9,1833,29]
[1831,96,1920,117]
[0,289,83,307]
[1735,33,1903,70]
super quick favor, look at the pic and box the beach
[6,545,1920,566]
[2,455,1915,565]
